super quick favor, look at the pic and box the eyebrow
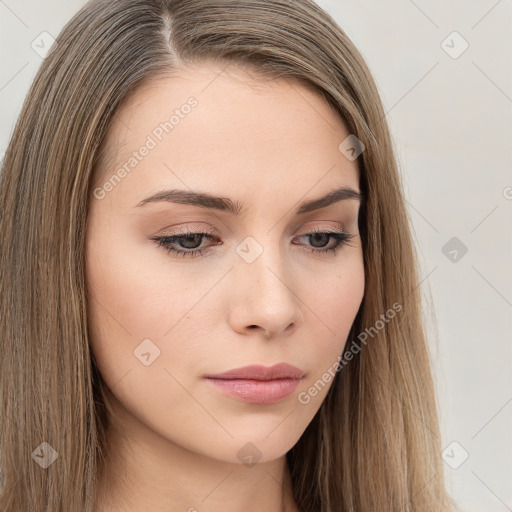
[136,186,363,215]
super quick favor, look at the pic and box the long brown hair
[0,0,457,510]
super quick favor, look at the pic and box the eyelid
[155,221,348,238]
[157,224,217,237]
[298,222,345,234]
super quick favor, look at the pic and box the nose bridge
[229,232,301,335]
[236,232,287,292]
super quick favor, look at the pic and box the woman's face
[85,63,365,464]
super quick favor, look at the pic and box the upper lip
[205,363,304,381]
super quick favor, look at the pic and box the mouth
[204,363,304,404]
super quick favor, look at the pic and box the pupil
[181,234,202,249]
[310,233,329,248]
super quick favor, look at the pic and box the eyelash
[150,226,356,259]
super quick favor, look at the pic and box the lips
[205,363,305,381]
[204,363,305,404]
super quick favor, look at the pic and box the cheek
[85,223,213,393]
[84,238,209,447]
[308,250,365,339]
[86,209,180,337]
[330,267,364,335]
[295,254,364,401]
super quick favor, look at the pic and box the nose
[227,239,303,339]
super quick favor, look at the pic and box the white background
[1,1,511,510]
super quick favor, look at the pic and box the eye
[150,226,356,258]
[293,226,356,255]
[150,229,219,258]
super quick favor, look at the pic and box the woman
[0,0,457,510]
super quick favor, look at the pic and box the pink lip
[206,363,305,380]
[204,363,304,404]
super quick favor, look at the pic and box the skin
[86,62,365,512]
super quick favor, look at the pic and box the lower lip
[205,378,301,404]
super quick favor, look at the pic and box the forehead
[95,62,360,206]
